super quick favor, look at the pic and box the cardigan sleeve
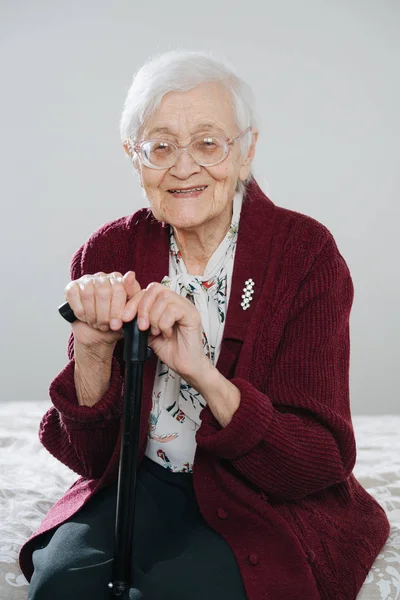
[39,241,126,479]
[195,242,357,502]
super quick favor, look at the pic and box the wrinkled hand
[65,271,141,349]
[122,282,211,385]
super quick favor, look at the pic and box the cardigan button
[248,553,259,565]
[217,508,228,519]
[259,491,268,502]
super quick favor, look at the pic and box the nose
[169,147,201,179]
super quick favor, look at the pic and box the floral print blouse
[144,190,244,472]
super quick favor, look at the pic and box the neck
[173,212,232,276]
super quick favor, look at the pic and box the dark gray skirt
[28,455,248,600]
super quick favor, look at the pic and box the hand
[65,271,141,350]
[121,282,212,385]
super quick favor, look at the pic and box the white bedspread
[1,402,399,600]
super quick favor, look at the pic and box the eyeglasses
[124,126,252,170]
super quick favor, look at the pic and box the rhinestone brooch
[241,279,255,310]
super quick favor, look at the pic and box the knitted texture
[19,180,390,600]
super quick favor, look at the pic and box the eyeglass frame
[124,126,252,170]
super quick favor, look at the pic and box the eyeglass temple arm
[229,126,252,145]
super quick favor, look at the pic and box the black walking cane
[58,301,151,599]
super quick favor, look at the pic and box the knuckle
[110,280,125,292]
[64,280,76,293]
[77,275,89,285]
[109,272,124,284]
[160,288,171,301]
[93,274,108,287]
[146,281,161,291]
[78,275,93,293]
[64,284,78,302]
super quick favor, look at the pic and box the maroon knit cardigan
[19,180,390,599]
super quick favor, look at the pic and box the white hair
[119,50,258,195]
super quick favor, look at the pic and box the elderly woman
[20,50,389,600]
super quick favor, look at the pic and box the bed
[1,401,399,600]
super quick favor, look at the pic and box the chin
[167,215,205,231]
[161,203,208,230]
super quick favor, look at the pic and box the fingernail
[110,319,120,329]
[138,317,146,329]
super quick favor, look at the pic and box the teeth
[170,186,206,193]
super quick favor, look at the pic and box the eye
[152,141,172,153]
[203,137,217,147]
[195,137,220,151]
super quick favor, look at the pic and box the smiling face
[128,82,257,233]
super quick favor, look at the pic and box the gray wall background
[1,0,399,414]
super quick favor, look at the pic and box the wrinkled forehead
[141,82,238,139]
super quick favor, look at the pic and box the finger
[64,280,85,322]
[121,283,185,330]
[141,284,200,331]
[155,304,179,338]
[121,282,161,325]
[137,282,169,330]
[78,275,97,326]
[93,274,112,331]
[108,273,127,330]
[123,271,142,298]
[121,289,146,323]
[147,292,171,336]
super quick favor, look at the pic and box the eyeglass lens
[141,136,227,168]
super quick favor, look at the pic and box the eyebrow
[146,123,224,138]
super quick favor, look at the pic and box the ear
[123,143,143,186]
[239,130,259,181]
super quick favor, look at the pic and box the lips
[168,186,208,194]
